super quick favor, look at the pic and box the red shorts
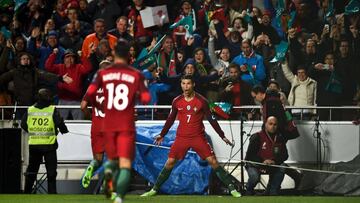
[104,131,135,160]
[168,136,214,160]
[91,130,105,155]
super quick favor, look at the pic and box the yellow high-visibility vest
[27,105,56,145]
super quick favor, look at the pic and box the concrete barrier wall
[57,120,360,164]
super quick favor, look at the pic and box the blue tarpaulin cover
[133,124,212,194]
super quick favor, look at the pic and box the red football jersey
[160,93,225,139]
[86,64,150,132]
[91,88,105,133]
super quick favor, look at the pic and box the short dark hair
[193,47,205,56]
[181,74,195,83]
[296,65,307,72]
[268,79,279,88]
[94,18,105,25]
[228,63,239,71]
[251,85,265,94]
[114,41,130,59]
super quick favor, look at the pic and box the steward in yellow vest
[21,88,68,194]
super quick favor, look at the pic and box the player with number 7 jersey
[141,75,241,198]
[83,42,150,203]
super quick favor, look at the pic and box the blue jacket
[232,52,266,86]
[27,37,65,69]
[142,69,171,105]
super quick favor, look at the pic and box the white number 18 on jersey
[106,83,129,110]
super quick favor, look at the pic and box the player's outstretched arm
[158,99,178,138]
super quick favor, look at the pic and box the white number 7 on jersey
[106,83,129,110]
[186,114,191,123]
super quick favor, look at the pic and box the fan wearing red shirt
[84,42,150,203]
[141,75,241,198]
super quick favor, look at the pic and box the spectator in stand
[52,0,70,29]
[253,32,275,82]
[172,0,197,48]
[78,0,92,23]
[348,23,360,57]
[213,20,242,59]
[219,63,253,119]
[197,0,228,39]
[0,52,72,117]
[15,0,48,36]
[309,52,344,120]
[59,23,84,52]
[158,36,178,77]
[108,16,134,43]
[253,11,280,45]
[334,38,358,120]
[0,37,27,73]
[225,0,242,28]
[62,7,93,38]
[292,2,323,36]
[85,39,113,91]
[81,18,117,58]
[142,66,170,105]
[192,46,219,101]
[127,0,153,47]
[231,15,254,40]
[208,29,231,78]
[45,48,92,120]
[175,49,186,73]
[43,18,56,36]
[87,0,122,31]
[281,60,317,120]
[28,28,65,70]
[288,28,322,73]
[232,39,266,86]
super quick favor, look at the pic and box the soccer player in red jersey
[80,60,111,189]
[84,42,150,203]
[141,75,241,198]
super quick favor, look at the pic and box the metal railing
[1,105,359,121]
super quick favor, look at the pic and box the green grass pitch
[0,195,360,203]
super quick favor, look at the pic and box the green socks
[214,166,235,191]
[104,160,118,174]
[116,168,131,198]
[153,167,173,191]
[90,159,101,171]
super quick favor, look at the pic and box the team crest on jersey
[262,142,267,149]
[186,105,191,110]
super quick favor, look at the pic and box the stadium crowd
[0,0,359,121]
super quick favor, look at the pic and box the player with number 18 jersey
[85,63,150,159]
[88,64,150,132]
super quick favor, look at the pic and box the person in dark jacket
[107,16,134,42]
[245,116,287,195]
[0,52,73,118]
[21,88,69,194]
